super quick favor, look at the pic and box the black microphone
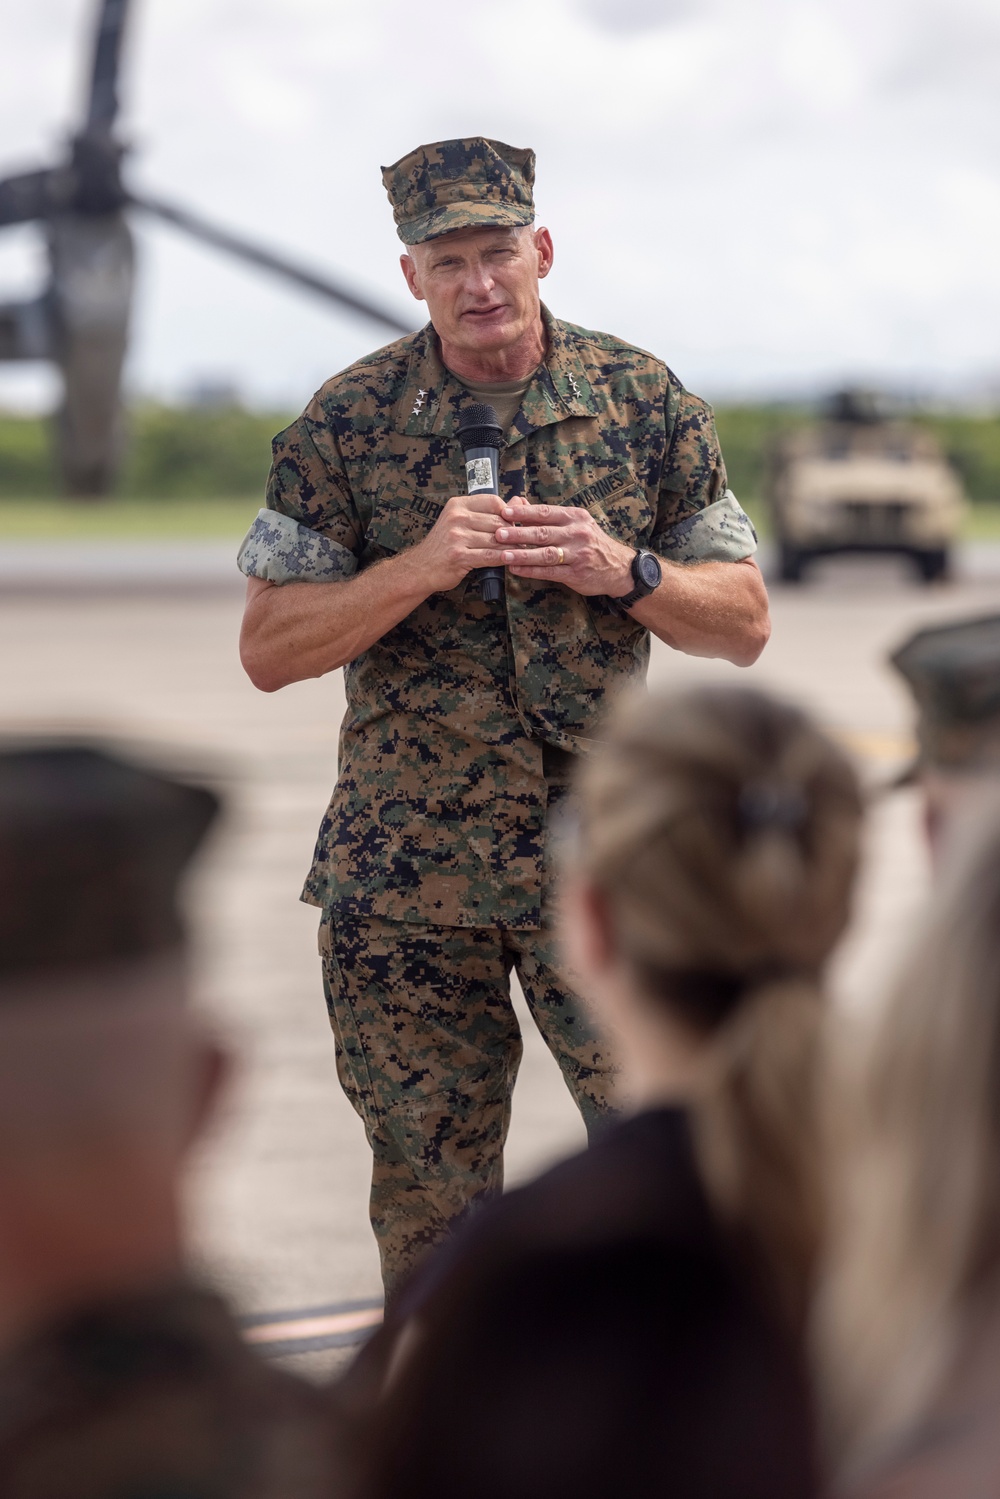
[457,402,505,604]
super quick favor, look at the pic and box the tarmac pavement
[1,540,998,1375]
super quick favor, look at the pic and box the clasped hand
[411,492,635,598]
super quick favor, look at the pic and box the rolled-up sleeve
[237,508,359,583]
[651,384,757,564]
[238,398,364,583]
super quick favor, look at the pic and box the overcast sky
[0,0,998,412]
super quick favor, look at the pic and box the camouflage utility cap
[0,744,218,980]
[891,613,1000,772]
[382,137,535,245]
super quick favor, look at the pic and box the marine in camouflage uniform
[0,746,334,1499]
[239,137,764,1294]
[890,613,1000,857]
[891,613,1000,779]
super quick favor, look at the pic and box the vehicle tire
[779,543,805,583]
[916,548,949,583]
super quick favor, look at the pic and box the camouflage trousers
[319,910,618,1298]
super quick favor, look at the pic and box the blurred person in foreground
[237,136,769,1297]
[890,612,1000,861]
[0,745,331,1499]
[336,685,863,1499]
[818,798,1000,1498]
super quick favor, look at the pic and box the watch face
[637,552,661,588]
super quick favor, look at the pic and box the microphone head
[457,402,504,453]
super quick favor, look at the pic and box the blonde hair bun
[577,685,864,1327]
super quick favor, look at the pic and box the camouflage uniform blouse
[260,307,757,930]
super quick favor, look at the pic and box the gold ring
[557,547,565,565]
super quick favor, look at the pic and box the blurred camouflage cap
[891,613,1000,775]
[0,744,219,985]
[382,137,535,246]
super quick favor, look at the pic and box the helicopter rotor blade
[0,169,63,227]
[129,192,413,335]
[86,0,132,131]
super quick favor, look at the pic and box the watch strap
[616,582,646,609]
[616,549,660,610]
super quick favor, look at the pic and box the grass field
[1,494,998,543]
[961,504,1000,541]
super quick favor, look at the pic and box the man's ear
[400,254,425,302]
[533,226,554,281]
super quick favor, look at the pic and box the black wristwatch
[616,549,662,610]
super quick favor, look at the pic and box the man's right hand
[241,494,530,693]
[405,493,519,593]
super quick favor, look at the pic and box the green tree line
[1,402,999,503]
[0,405,292,500]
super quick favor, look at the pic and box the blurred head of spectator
[818,795,1000,1487]
[0,743,222,1349]
[890,612,1000,862]
[567,683,863,1328]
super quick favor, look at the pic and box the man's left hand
[489,500,634,597]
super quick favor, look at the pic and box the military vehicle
[0,0,411,497]
[767,390,965,584]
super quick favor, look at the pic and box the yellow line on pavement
[245,1306,383,1345]
[833,729,915,763]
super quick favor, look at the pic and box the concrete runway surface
[1,543,998,1376]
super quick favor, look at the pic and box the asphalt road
[1,544,998,1374]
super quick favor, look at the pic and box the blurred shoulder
[407,1109,710,1311]
[505,1106,706,1240]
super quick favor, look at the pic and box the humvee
[767,391,965,583]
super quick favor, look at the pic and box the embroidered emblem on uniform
[411,388,428,416]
